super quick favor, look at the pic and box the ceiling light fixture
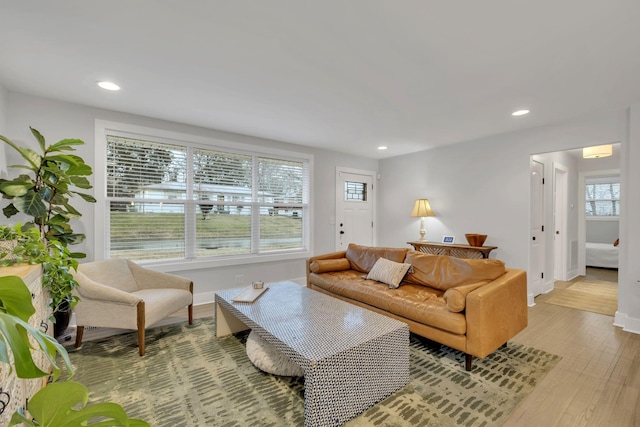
[97,81,120,91]
[512,109,530,116]
[583,144,613,159]
[378,146,388,150]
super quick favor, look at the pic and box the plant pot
[54,299,72,338]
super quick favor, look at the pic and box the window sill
[137,250,311,273]
[586,216,620,221]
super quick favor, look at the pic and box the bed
[586,242,619,269]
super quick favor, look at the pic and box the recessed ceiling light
[378,146,388,150]
[97,81,120,91]
[512,109,530,116]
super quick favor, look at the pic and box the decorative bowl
[465,234,487,247]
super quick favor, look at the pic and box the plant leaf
[0,276,36,321]
[0,175,35,197]
[12,190,47,218]
[72,191,97,203]
[69,175,92,189]
[2,203,19,218]
[47,138,84,152]
[17,381,150,427]
[30,127,46,152]
[1,135,42,170]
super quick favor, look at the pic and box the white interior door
[335,169,375,251]
[529,158,545,300]
[553,164,568,281]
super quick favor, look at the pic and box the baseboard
[618,312,640,334]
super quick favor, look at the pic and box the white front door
[529,158,545,300]
[335,169,375,251]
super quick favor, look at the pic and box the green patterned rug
[65,318,560,426]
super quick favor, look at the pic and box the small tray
[232,286,269,303]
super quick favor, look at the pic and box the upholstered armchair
[72,259,193,356]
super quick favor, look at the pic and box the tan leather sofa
[306,244,528,370]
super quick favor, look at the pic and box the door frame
[335,167,377,251]
[577,168,620,276]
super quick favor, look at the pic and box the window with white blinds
[105,134,310,262]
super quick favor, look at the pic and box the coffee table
[215,281,409,427]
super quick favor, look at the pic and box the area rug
[65,318,560,427]
[545,279,617,316]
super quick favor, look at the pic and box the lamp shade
[410,199,435,217]
[583,144,612,159]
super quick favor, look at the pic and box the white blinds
[105,134,309,262]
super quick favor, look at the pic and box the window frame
[95,120,313,272]
[585,175,620,219]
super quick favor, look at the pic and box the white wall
[378,109,640,331]
[617,105,640,333]
[4,92,378,303]
[378,112,620,267]
[0,85,8,178]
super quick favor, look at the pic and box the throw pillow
[366,257,412,289]
[309,258,351,273]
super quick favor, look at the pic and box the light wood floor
[179,269,639,426]
[504,268,640,427]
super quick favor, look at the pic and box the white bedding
[586,242,619,268]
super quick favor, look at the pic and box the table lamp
[410,199,435,241]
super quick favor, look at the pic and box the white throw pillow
[366,257,412,289]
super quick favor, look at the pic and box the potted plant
[0,127,95,336]
[0,273,148,426]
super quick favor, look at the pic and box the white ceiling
[1,1,640,159]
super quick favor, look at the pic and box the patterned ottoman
[216,281,410,427]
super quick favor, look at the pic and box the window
[585,176,620,217]
[345,181,367,201]
[101,128,310,264]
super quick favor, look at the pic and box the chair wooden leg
[188,281,194,325]
[137,301,145,356]
[75,325,84,348]
[465,353,473,371]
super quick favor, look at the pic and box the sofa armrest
[465,268,528,358]
[306,251,347,287]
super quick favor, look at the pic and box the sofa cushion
[442,280,490,312]
[345,243,408,273]
[309,258,351,274]
[404,251,506,291]
[309,272,466,335]
[366,257,412,288]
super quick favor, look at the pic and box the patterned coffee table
[215,281,410,427]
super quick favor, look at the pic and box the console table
[408,241,497,259]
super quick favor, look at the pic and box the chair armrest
[74,272,141,306]
[465,268,528,358]
[127,261,192,292]
[306,250,347,287]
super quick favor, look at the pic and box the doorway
[335,167,376,251]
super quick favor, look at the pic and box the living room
[1,2,639,426]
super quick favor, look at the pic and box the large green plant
[0,127,96,245]
[0,274,148,426]
[0,128,95,314]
